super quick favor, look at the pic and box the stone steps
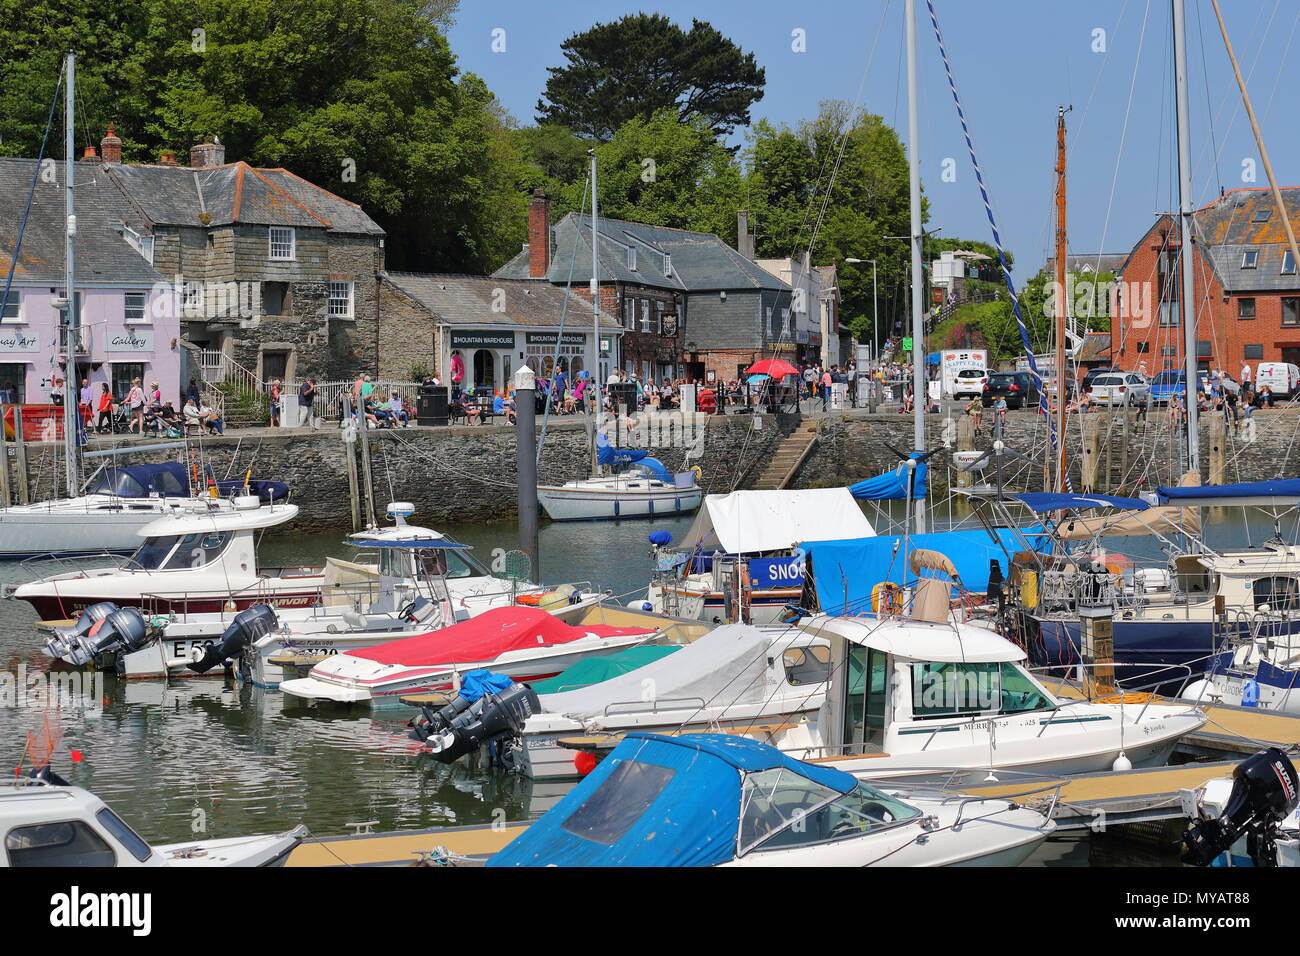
[751,424,819,490]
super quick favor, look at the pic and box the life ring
[872,582,904,615]
[690,465,703,483]
[515,593,542,606]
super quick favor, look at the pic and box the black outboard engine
[1183,747,1300,867]
[187,604,279,673]
[409,683,541,766]
[43,604,155,666]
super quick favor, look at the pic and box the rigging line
[1066,0,1132,167]
[923,0,1069,490]
[1260,3,1300,124]
[1193,0,1224,195]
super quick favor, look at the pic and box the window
[1242,250,1260,269]
[663,253,672,278]
[623,297,635,331]
[1136,341,1151,354]
[0,365,26,403]
[162,531,231,570]
[1284,298,1300,327]
[1159,301,1179,327]
[1285,251,1297,275]
[182,282,203,315]
[328,280,354,318]
[559,759,674,845]
[268,226,295,261]
[627,247,637,271]
[750,782,922,853]
[1161,346,1177,357]
[95,809,152,863]
[1254,207,1273,222]
[655,300,665,334]
[262,282,289,316]
[639,299,651,332]
[1197,340,1213,357]
[122,225,154,263]
[783,645,831,686]
[910,661,1054,718]
[110,363,144,403]
[1238,297,1257,320]
[124,291,148,324]
[1,290,20,323]
[5,820,115,867]
[1245,344,1265,360]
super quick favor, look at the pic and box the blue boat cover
[1157,479,1300,502]
[456,669,516,704]
[1011,492,1149,513]
[849,452,928,500]
[488,733,855,868]
[596,443,648,467]
[86,462,189,498]
[803,528,1045,614]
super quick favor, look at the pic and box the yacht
[537,447,701,522]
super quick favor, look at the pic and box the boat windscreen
[127,536,181,571]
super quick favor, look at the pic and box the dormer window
[269,227,296,261]
[627,247,637,271]
[1242,250,1259,269]
[121,225,154,264]
[1284,251,1297,276]
[663,253,672,278]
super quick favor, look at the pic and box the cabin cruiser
[764,548,1207,780]
[993,482,1300,687]
[412,620,830,779]
[0,461,287,560]
[44,504,603,686]
[537,446,701,522]
[1,767,305,867]
[642,487,877,624]
[278,604,678,708]
[474,733,1054,867]
[12,495,320,621]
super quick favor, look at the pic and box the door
[261,350,289,383]
[843,646,889,753]
[473,349,495,391]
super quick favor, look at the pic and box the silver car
[1089,372,1150,406]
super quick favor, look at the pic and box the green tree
[536,14,765,141]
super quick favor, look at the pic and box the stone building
[74,129,385,386]
[494,192,792,383]
[377,273,622,392]
[1113,188,1300,374]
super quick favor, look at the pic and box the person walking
[95,383,114,433]
[820,367,832,411]
[299,378,318,429]
[126,377,145,433]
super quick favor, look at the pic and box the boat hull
[537,484,702,521]
[20,587,322,622]
[0,507,164,560]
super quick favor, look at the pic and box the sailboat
[535,149,701,522]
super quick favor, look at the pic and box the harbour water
[0,506,1286,864]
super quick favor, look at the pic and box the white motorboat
[418,621,829,779]
[279,604,670,707]
[642,487,876,624]
[13,495,323,621]
[537,453,701,522]
[1,768,305,867]
[773,549,1207,779]
[478,733,1054,867]
[0,461,286,560]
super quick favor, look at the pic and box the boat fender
[515,593,542,606]
[188,605,279,673]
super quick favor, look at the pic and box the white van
[1256,362,1300,401]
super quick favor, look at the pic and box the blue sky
[448,1,1300,275]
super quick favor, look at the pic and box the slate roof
[1041,253,1128,275]
[0,157,163,285]
[1193,188,1300,293]
[384,273,622,330]
[494,213,788,293]
[102,162,384,234]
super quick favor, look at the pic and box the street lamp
[844,258,878,366]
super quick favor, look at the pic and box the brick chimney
[737,209,754,260]
[189,136,226,169]
[158,149,180,167]
[99,124,122,164]
[80,146,100,163]
[528,189,551,278]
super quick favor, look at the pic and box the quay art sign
[451,330,515,349]
[106,329,154,352]
[0,330,41,354]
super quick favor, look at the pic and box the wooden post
[1208,412,1226,486]
[12,407,28,504]
[1119,409,1130,494]
[1103,411,1115,493]
[341,398,361,532]
[955,414,973,488]
[1080,414,1102,493]
[356,398,378,529]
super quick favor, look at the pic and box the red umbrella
[745,358,799,378]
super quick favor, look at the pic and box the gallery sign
[106,329,154,352]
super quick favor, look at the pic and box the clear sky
[447,0,1300,276]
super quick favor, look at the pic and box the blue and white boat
[483,732,1055,867]
[537,446,701,522]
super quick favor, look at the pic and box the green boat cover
[529,645,680,695]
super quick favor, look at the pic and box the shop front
[448,329,517,395]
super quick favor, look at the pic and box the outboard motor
[1183,747,1300,867]
[42,602,118,660]
[409,671,540,767]
[188,605,279,673]
[43,604,155,666]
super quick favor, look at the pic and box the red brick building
[1113,188,1300,376]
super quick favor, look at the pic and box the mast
[589,148,600,478]
[62,51,78,497]
[905,0,927,533]
[1053,106,1068,493]
[1172,0,1200,475]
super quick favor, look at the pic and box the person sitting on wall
[386,390,409,426]
[365,394,391,428]
[197,400,224,435]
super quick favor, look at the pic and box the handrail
[602,696,707,717]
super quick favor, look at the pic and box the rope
[923,0,1070,491]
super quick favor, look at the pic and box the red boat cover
[347,606,655,667]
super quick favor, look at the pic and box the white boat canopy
[135,503,299,537]
[681,488,875,555]
[802,615,1025,663]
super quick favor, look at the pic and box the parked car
[1149,369,1208,405]
[1256,362,1300,401]
[1088,372,1150,407]
[951,367,989,400]
[981,371,1039,409]
[1081,367,1122,392]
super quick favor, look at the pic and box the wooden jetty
[286,820,525,867]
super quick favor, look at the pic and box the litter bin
[417,386,449,426]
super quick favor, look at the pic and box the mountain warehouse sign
[450,331,515,349]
